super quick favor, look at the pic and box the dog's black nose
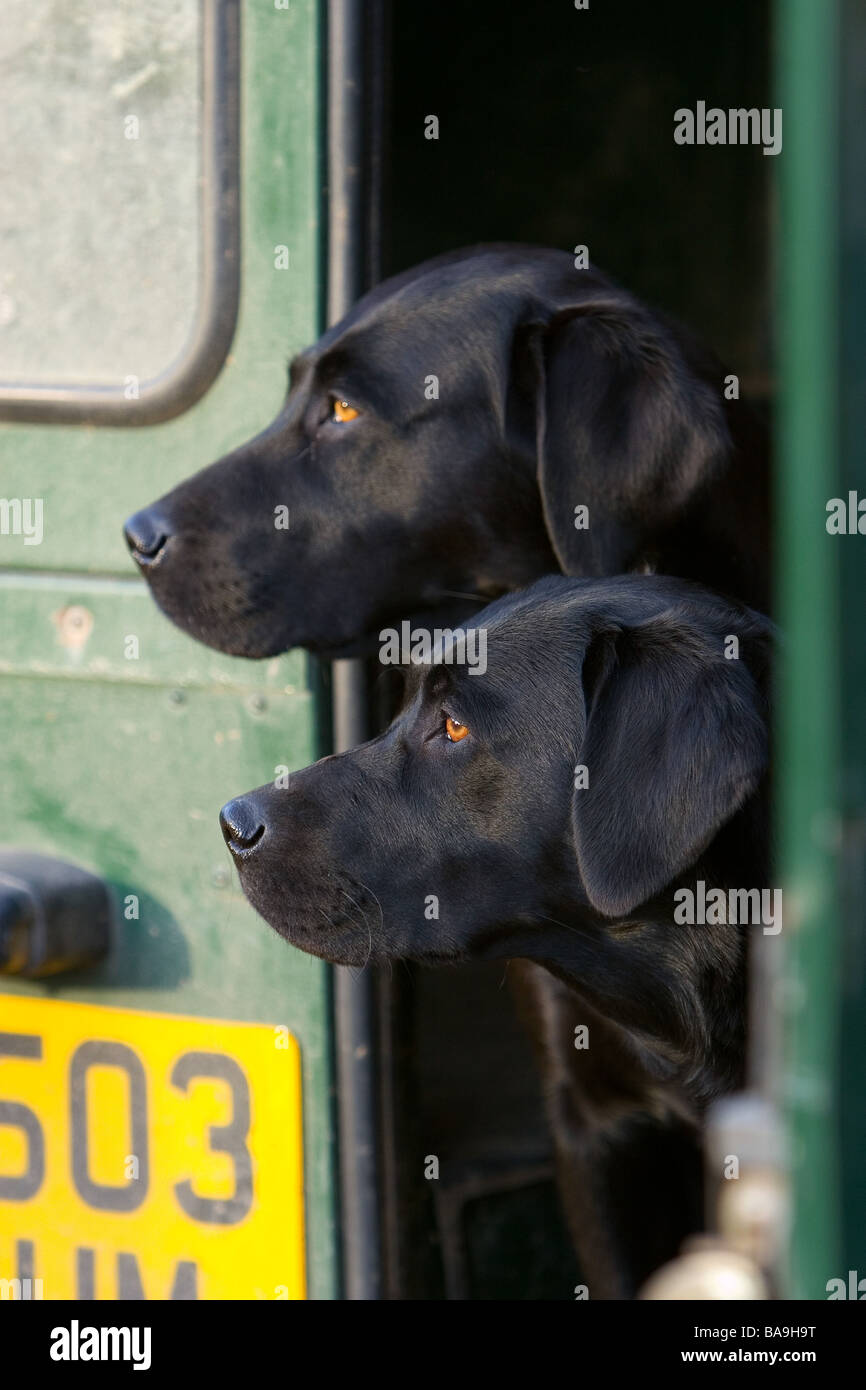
[123,508,171,566]
[220,798,266,856]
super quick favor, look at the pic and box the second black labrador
[220,575,774,1299]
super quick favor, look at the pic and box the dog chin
[147,596,292,658]
[149,588,378,661]
[238,883,375,965]
[266,916,373,967]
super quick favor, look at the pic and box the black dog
[219,575,773,1298]
[125,245,771,1296]
[124,245,769,657]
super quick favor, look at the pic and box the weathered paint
[0,0,337,1300]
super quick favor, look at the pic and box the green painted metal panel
[0,1,337,1299]
[0,0,320,571]
[775,0,843,1298]
[837,0,866,1284]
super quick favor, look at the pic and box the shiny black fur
[126,246,772,1298]
[221,576,773,1296]
[125,246,769,656]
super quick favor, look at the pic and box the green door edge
[775,0,843,1299]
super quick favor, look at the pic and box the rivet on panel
[53,605,94,651]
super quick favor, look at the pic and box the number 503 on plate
[0,995,306,1300]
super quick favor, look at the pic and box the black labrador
[125,245,771,1296]
[219,576,773,1298]
[124,245,769,657]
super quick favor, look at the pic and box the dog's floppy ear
[572,609,769,917]
[527,301,731,575]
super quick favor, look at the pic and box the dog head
[219,577,771,990]
[125,246,744,657]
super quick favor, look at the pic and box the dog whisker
[338,884,379,973]
[533,911,597,941]
[435,588,490,604]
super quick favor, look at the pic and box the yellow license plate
[0,995,305,1300]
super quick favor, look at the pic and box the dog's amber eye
[332,398,359,423]
[445,716,469,743]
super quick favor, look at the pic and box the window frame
[0,0,240,427]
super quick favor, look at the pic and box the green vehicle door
[0,0,337,1301]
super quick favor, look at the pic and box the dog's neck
[531,908,746,1105]
[521,796,768,1100]
[483,862,752,1104]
